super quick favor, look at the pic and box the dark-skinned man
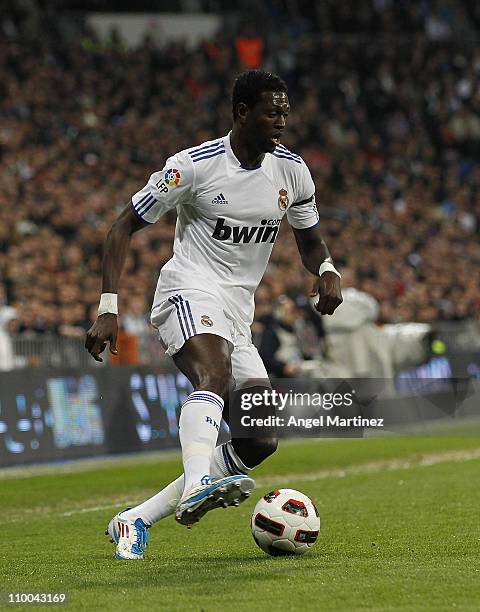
[85,70,342,560]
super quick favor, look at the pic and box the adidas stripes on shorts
[151,289,269,384]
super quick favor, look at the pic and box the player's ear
[236,102,249,125]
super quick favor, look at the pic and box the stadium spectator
[255,293,322,378]
[308,266,432,379]
[0,300,20,370]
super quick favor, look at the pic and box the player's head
[232,70,289,153]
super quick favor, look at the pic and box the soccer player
[85,70,342,559]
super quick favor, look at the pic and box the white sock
[179,390,223,492]
[121,474,185,526]
[211,441,252,477]
[122,441,251,525]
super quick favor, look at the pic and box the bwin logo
[212,218,280,244]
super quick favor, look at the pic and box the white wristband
[319,261,341,278]
[98,293,118,316]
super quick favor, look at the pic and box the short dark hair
[232,70,288,119]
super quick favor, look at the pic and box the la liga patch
[164,168,181,187]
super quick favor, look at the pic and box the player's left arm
[287,160,342,316]
[292,225,342,316]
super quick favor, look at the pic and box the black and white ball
[251,488,320,556]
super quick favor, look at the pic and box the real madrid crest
[278,189,289,211]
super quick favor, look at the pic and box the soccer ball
[251,488,320,556]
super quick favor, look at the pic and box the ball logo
[278,188,289,211]
[282,499,308,517]
[164,168,181,187]
[201,315,213,327]
[263,489,281,503]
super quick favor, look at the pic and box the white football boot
[175,474,255,527]
[105,510,126,545]
[106,506,136,545]
[106,511,149,560]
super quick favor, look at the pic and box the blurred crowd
[1,1,479,368]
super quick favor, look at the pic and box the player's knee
[195,362,232,401]
[253,436,278,461]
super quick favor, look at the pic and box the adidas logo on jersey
[212,217,280,244]
[212,193,228,205]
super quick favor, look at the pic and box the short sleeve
[286,161,319,229]
[131,151,194,224]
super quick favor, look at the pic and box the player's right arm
[85,153,194,362]
[85,205,149,362]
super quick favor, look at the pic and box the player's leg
[224,385,278,473]
[132,386,278,529]
[172,334,255,525]
[111,434,244,533]
[170,336,278,515]
[225,339,279,475]
[109,388,272,554]
[149,293,254,524]
[111,335,254,558]
[111,296,256,558]
[173,333,231,491]
[111,384,271,533]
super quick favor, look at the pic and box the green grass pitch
[3,433,480,611]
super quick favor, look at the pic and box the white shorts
[151,289,269,386]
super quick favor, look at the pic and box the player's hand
[310,271,343,315]
[85,313,118,362]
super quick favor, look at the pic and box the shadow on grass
[80,549,329,589]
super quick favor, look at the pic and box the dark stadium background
[0,0,479,465]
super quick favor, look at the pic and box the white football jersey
[131,132,319,332]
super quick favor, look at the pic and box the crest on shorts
[278,189,289,211]
[201,315,213,327]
